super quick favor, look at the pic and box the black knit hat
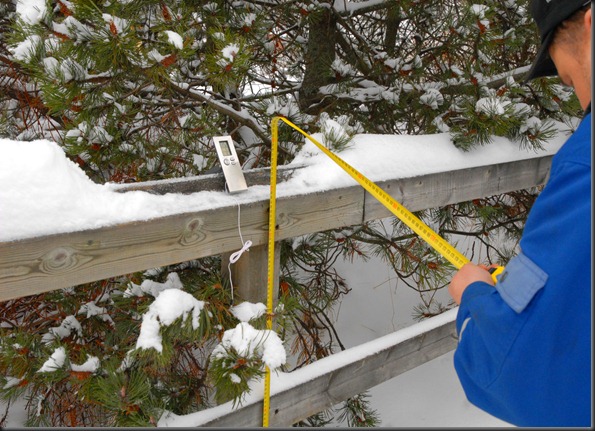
[525,0,592,81]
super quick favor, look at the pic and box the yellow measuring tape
[263,116,503,426]
[262,117,280,428]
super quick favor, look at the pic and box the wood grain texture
[0,156,552,425]
[364,156,553,220]
[0,156,552,302]
[0,188,365,301]
[189,316,457,427]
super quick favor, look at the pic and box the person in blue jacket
[448,0,592,427]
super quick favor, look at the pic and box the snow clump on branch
[135,288,206,353]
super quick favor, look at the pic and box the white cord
[226,185,252,302]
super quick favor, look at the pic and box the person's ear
[584,8,591,34]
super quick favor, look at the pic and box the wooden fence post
[221,243,280,306]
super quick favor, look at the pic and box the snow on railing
[0,130,562,425]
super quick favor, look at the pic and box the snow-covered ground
[371,350,511,427]
[332,254,512,427]
[2,122,573,426]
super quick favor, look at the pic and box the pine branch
[166,79,271,145]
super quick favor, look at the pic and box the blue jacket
[453,112,592,427]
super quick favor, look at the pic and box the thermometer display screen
[220,140,232,157]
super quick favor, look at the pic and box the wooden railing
[0,154,553,426]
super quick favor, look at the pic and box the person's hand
[449,263,495,305]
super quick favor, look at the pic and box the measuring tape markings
[263,116,502,426]
[275,117,470,268]
[263,118,280,427]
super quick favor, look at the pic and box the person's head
[526,0,592,110]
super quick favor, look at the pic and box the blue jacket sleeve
[452,113,592,427]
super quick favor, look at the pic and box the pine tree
[0,0,583,426]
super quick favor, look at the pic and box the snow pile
[221,44,239,62]
[231,302,266,322]
[125,272,185,298]
[41,315,82,345]
[0,122,573,242]
[132,278,278,366]
[3,376,24,390]
[36,348,100,374]
[164,30,183,49]
[71,355,100,373]
[211,302,285,373]
[15,0,46,25]
[37,347,67,373]
[211,322,286,370]
[10,34,41,61]
[288,121,570,191]
[135,288,206,352]
[78,301,114,325]
[0,139,230,242]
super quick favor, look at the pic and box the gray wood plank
[0,188,363,301]
[0,155,552,426]
[364,156,552,219]
[174,314,457,427]
[0,157,552,302]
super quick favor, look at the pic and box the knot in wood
[40,247,78,273]
[179,217,205,246]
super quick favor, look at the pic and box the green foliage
[337,392,381,427]
[81,367,163,427]
[208,342,265,407]
[204,27,252,94]
[0,264,229,426]
[0,0,584,427]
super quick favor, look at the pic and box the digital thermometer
[213,135,248,193]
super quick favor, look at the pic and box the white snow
[37,347,66,373]
[15,0,46,25]
[2,376,23,390]
[135,288,205,352]
[420,88,444,110]
[40,315,82,345]
[70,355,100,373]
[125,272,184,298]
[42,57,60,79]
[0,122,572,243]
[231,302,267,322]
[163,31,184,49]
[36,348,100,375]
[10,35,41,61]
[101,14,128,34]
[476,96,511,115]
[211,321,286,370]
[221,44,239,62]
[147,49,166,64]
[242,13,257,28]
[78,301,114,325]
[471,4,489,18]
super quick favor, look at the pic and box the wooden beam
[0,157,552,302]
[221,243,281,305]
[364,156,553,219]
[160,311,458,427]
[0,187,363,302]
[110,164,303,195]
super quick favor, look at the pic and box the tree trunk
[299,3,337,114]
